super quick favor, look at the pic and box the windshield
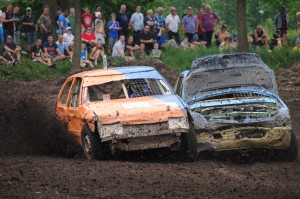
[84,78,172,102]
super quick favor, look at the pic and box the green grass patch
[0,57,71,81]
[161,46,300,71]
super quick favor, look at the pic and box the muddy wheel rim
[83,135,92,158]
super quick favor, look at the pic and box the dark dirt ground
[0,61,300,199]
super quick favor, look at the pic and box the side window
[70,78,82,108]
[60,80,72,104]
[175,76,184,96]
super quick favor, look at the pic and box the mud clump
[0,80,81,157]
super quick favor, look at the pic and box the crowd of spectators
[0,4,299,68]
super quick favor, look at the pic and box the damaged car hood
[85,95,186,125]
[183,53,278,103]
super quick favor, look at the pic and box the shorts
[25,32,36,45]
[108,38,118,50]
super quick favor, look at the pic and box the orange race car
[56,66,197,160]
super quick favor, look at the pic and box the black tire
[181,125,198,162]
[285,131,298,162]
[81,125,110,160]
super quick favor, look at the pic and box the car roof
[69,66,156,79]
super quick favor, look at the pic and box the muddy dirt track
[0,61,300,198]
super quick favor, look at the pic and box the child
[292,38,300,52]
[80,43,94,68]
[95,20,106,45]
[139,43,146,58]
[107,13,120,55]
[151,43,161,58]
[180,36,196,49]
[191,34,207,47]
[90,42,105,65]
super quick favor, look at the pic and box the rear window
[86,78,171,102]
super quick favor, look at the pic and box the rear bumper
[196,127,291,152]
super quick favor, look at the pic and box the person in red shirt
[81,7,94,31]
[197,8,203,40]
[81,26,97,47]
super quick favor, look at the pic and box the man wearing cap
[63,27,74,48]
[40,6,52,44]
[274,6,289,35]
[22,7,37,52]
[182,7,198,43]
[200,4,221,47]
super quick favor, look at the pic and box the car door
[67,77,85,137]
[56,78,73,124]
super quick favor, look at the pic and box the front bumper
[196,127,291,152]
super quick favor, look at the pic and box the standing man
[40,6,52,44]
[116,5,130,41]
[22,7,37,52]
[144,10,157,34]
[58,9,68,35]
[201,4,221,47]
[2,5,14,42]
[165,7,181,44]
[67,7,75,34]
[182,7,198,42]
[12,6,21,45]
[0,9,3,43]
[154,7,165,33]
[82,8,94,31]
[130,6,144,44]
[274,6,289,35]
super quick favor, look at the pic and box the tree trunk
[72,0,81,68]
[237,0,249,52]
[43,0,58,40]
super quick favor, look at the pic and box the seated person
[276,34,288,49]
[0,55,12,65]
[294,33,300,45]
[151,43,161,58]
[81,26,97,47]
[292,38,300,52]
[219,36,236,52]
[3,35,22,64]
[252,25,266,46]
[180,36,196,49]
[138,43,146,58]
[56,35,72,61]
[191,34,207,47]
[43,35,66,61]
[31,38,55,68]
[63,27,74,48]
[139,25,155,54]
[112,35,135,62]
[80,43,94,68]
[256,34,270,51]
[156,27,168,48]
[90,42,105,65]
[125,35,140,57]
[216,24,230,45]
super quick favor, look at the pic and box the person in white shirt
[62,27,74,48]
[112,35,134,62]
[130,6,144,43]
[165,7,181,44]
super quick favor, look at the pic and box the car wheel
[181,125,198,162]
[284,131,298,162]
[81,125,110,160]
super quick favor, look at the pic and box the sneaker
[21,51,28,55]
[10,59,16,66]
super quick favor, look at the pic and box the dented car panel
[56,66,190,153]
[175,53,293,152]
